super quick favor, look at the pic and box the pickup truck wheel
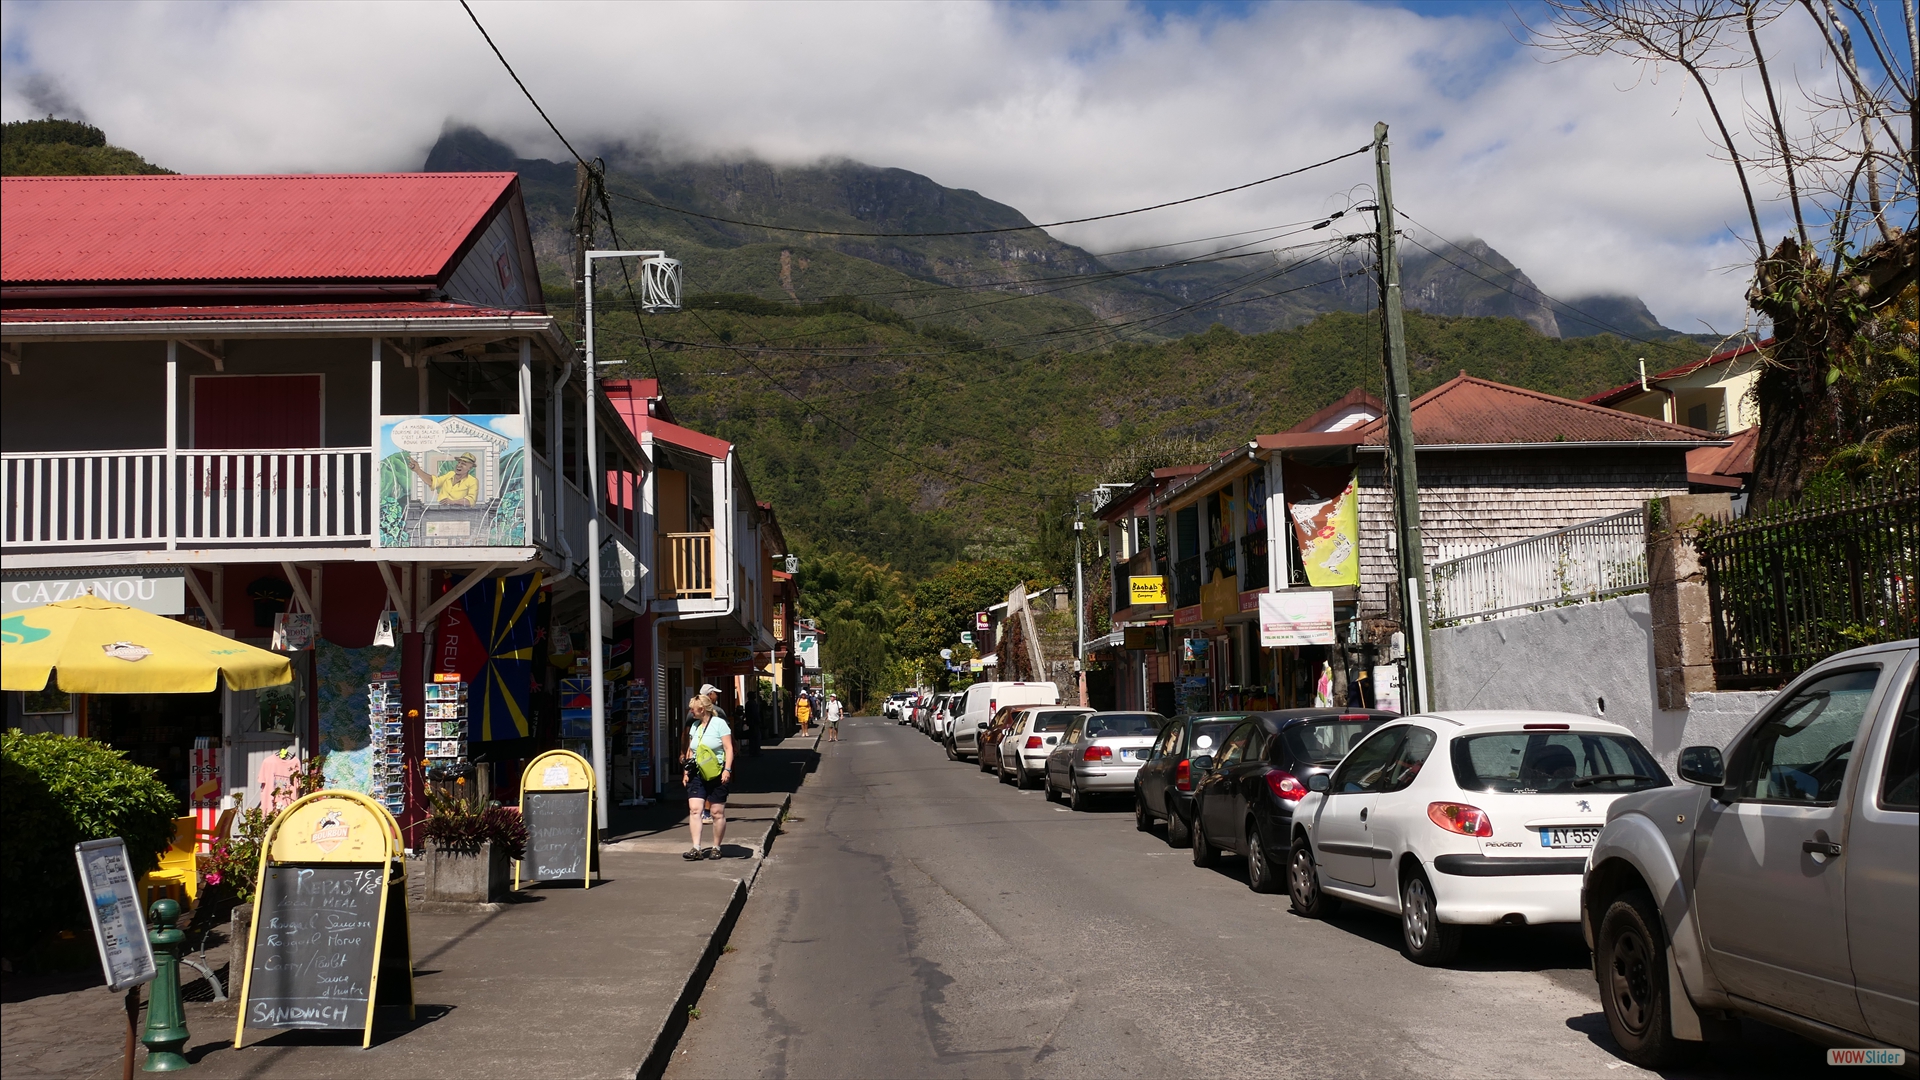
[1165,804,1192,849]
[1400,868,1462,965]
[1598,888,1687,1069]
[1288,839,1339,918]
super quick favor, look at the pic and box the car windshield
[1281,719,1387,765]
[1031,710,1086,732]
[1087,712,1163,737]
[1451,731,1670,794]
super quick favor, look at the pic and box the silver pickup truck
[1582,639,1917,1068]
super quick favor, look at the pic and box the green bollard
[140,898,190,1072]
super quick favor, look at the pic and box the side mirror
[1677,745,1726,788]
[1191,755,1215,770]
[1306,773,1331,793]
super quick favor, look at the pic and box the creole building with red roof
[2,173,784,837]
[1087,373,1720,715]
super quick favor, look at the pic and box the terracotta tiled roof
[1,173,518,285]
[1356,373,1717,446]
[1687,424,1757,478]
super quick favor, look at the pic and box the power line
[458,1,588,169]
[604,145,1373,239]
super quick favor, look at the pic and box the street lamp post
[583,249,681,830]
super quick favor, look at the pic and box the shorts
[827,717,838,726]
[685,765,728,805]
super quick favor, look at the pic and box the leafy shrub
[422,790,528,860]
[1,731,179,959]
[201,808,272,903]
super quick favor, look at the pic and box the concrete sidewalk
[0,729,821,1080]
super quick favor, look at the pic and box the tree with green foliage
[1,118,172,176]
[897,559,1048,671]
[2,731,179,961]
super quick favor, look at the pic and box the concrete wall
[1429,592,1773,769]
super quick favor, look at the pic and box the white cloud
[2,0,1823,332]
[488,413,524,440]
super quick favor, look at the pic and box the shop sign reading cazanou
[2,569,186,615]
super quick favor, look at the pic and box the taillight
[1082,744,1113,762]
[1428,802,1493,837]
[1266,770,1307,801]
[1175,759,1192,792]
[1024,736,1043,749]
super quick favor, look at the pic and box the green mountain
[418,128,1710,575]
[1,119,171,176]
[423,127,1689,344]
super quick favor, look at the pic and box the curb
[634,785,797,1079]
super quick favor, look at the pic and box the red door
[192,375,323,448]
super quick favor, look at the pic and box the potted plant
[420,789,528,904]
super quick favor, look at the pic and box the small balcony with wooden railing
[660,531,715,599]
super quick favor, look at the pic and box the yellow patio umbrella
[1,595,292,693]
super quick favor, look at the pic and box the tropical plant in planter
[421,789,528,903]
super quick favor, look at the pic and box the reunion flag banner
[464,571,542,741]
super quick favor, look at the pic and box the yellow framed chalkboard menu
[233,791,414,1049]
[515,750,595,889]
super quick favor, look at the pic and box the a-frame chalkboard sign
[515,750,595,889]
[234,790,415,1049]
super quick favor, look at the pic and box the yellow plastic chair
[140,813,230,908]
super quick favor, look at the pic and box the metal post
[584,255,609,831]
[1373,122,1431,713]
[1073,509,1086,706]
[139,899,188,1071]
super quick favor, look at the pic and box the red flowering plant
[199,756,328,902]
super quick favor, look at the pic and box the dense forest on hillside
[1,118,170,176]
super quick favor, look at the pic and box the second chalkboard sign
[516,750,594,889]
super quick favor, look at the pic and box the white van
[948,681,1061,761]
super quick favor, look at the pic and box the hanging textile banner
[465,571,543,741]
[1284,464,1360,587]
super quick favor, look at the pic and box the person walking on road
[825,694,843,742]
[681,696,734,860]
[795,694,812,735]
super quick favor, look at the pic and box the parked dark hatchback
[1133,713,1250,848]
[1190,709,1398,892]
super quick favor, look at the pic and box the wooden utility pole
[1372,122,1431,712]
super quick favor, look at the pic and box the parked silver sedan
[1044,711,1165,812]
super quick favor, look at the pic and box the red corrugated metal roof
[602,380,732,460]
[1,301,538,323]
[1357,373,1715,445]
[1,173,517,285]
[1584,339,1771,406]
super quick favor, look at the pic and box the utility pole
[571,162,595,354]
[1372,122,1432,713]
[1073,503,1087,705]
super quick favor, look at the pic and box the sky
[0,0,1854,334]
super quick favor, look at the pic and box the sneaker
[700,809,713,822]
[682,848,704,861]
[704,846,723,860]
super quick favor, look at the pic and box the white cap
[699,683,722,697]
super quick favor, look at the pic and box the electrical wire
[603,145,1372,239]
[458,1,589,169]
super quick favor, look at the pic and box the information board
[521,791,590,882]
[73,838,155,992]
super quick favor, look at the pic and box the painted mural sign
[1284,464,1360,588]
[378,415,526,548]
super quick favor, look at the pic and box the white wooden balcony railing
[3,448,372,549]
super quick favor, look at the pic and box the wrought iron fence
[1428,509,1648,626]
[1698,482,1918,688]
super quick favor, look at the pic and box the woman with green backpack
[682,696,734,860]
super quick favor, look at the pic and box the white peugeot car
[1287,711,1670,965]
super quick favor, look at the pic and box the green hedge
[1,730,179,961]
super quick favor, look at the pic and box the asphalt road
[667,716,1827,1079]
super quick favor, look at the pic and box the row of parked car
[883,639,1917,1069]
